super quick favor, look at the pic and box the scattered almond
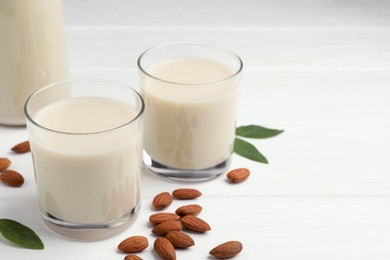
[124,255,143,260]
[166,231,195,249]
[152,192,173,210]
[0,157,11,172]
[172,188,202,200]
[209,241,243,259]
[115,188,244,259]
[149,213,180,226]
[226,168,250,183]
[117,236,149,253]
[11,140,31,153]
[175,204,202,216]
[154,237,176,260]
[152,220,182,236]
[0,170,24,187]
[180,215,211,233]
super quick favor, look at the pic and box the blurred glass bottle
[0,0,69,126]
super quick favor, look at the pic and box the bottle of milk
[0,0,69,126]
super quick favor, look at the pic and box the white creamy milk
[0,0,69,125]
[141,58,238,170]
[29,97,142,224]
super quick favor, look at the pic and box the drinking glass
[24,79,144,240]
[138,43,242,182]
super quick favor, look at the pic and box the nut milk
[141,58,239,170]
[0,0,68,125]
[29,97,142,224]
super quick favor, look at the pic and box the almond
[124,255,143,260]
[11,140,30,153]
[175,204,202,216]
[149,213,180,226]
[209,241,243,259]
[172,188,202,200]
[0,158,11,172]
[166,231,195,248]
[180,215,211,233]
[226,168,250,183]
[152,220,182,236]
[152,192,173,210]
[117,236,149,253]
[0,170,24,187]
[154,237,176,260]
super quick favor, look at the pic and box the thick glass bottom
[144,152,232,183]
[41,202,140,241]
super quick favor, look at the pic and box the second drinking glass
[138,42,243,182]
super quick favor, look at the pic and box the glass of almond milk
[24,79,144,240]
[138,43,242,182]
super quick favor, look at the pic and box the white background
[1,0,390,259]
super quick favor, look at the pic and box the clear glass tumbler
[24,79,144,240]
[138,43,243,182]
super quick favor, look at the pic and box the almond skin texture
[154,237,176,260]
[152,220,182,236]
[175,204,202,216]
[209,241,243,259]
[124,255,143,260]
[0,158,11,171]
[226,168,250,183]
[149,213,180,226]
[166,231,195,249]
[172,188,202,200]
[117,236,149,253]
[11,140,31,153]
[152,192,173,210]
[180,215,211,233]
[0,170,24,187]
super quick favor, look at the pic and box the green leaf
[0,219,44,250]
[236,125,283,139]
[234,137,269,164]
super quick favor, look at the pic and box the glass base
[41,202,140,241]
[144,153,232,183]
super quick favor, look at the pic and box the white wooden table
[1,0,390,259]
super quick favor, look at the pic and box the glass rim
[137,42,243,86]
[24,78,145,136]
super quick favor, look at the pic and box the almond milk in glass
[25,79,144,240]
[0,0,69,125]
[138,43,242,182]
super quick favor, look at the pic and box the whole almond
[175,204,202,216]
[11,140,31,153]
[209,241,243,259]
[0,158,11,171]
[226,168,250,183]
[154,237,176,260]
[124,255,143,260]
[172,188,202,200]
[149,213,180,226]
[152,192,173,210]
[166,231,195,248]
[152,220,182,236]
[0,170,24,187]
[117,236,149,253]
[180,215,211,233]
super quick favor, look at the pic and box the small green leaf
[0,219,44,250]
[236,125,283,139]
[234,137,268,164]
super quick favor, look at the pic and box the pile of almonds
[117,185,246,259]
[0,140,30,187]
